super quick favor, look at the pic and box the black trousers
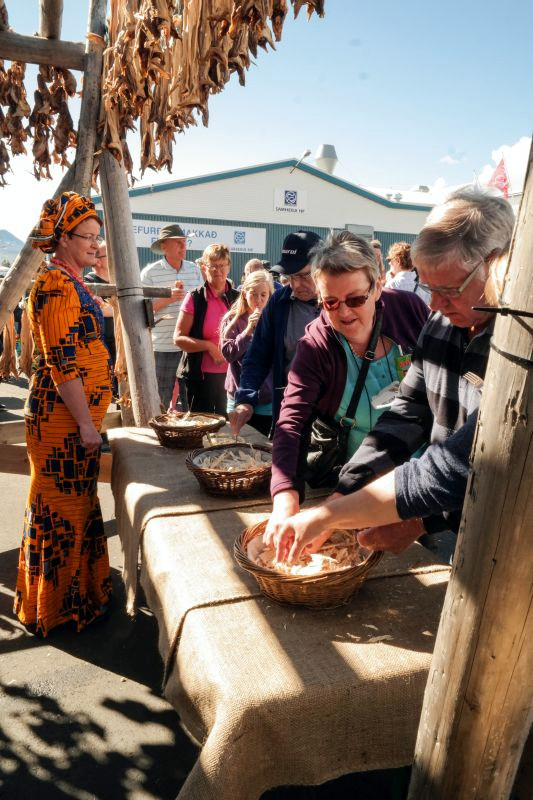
[186,374,227,417]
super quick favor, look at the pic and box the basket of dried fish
[149,411,226,449]
[234,520,383,609]
[185,442,272,496]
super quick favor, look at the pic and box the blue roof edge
[92,158,433,212]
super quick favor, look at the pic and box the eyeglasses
[205,263,228,273]
[418,259,485,298]
[70,232,103,245]
[321,291,371,311]
[288,270,314,284]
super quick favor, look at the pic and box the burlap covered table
[109,428,450,800]
[108,425,285,613]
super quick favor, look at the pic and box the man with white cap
[141,224,202,409]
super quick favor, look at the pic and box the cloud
[439,149,466,165]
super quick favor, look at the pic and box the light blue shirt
[335,337,402,459]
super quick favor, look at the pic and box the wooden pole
[98,150,160,426]
[0,30,85,70]
[74,0,107,196]
[408,145,533,799]
[39,0,63,39]
[0,164,75,329]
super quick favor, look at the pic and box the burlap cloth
[107,426,318,614]
[109,428,450,799]
[139,508,450,800]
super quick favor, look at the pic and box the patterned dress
[14,265,113,636]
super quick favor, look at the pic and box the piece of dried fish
[252,529,364,576]
[194,446,271,472]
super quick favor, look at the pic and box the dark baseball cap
[274,230,322,275]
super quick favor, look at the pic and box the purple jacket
[220,314,273,405]
[271,288,429,498]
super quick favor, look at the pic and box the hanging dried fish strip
[101,0,326,175]
[0,61,30,158]
[28,65,78,179]
[0,313,18,380]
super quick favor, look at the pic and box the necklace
[51,257,89,289]
[50,257,103,306]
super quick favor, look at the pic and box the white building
[95,157,434,282]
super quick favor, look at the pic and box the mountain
[0,229,24,265]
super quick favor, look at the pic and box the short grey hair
[310,231,379,287]
[412,187,514,271]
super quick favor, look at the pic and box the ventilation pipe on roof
[314,144,338,175]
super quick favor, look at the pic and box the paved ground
[1,377,530,800]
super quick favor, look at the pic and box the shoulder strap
[344,307,383,422]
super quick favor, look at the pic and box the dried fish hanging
[0,312,17,380]
[0,59,30,179]
[18,307,34,379]
[0,0,78,185]
[101,0,325,177]
[28,65,78,180]
[108,296,132,408]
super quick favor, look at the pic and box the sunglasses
[321,291,371,311]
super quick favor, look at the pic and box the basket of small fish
[149,411,226,449]
[234,520,383,609]
[185,442,272,497]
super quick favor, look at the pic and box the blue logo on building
[234,231,246,245]
[284,190,297,206]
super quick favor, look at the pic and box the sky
[1,0,532,242]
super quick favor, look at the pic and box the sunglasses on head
[321,291,371,311]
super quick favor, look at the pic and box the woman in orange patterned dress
[14,192,113,636]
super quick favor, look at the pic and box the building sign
[274,188,307,214]
[131,218,266,254]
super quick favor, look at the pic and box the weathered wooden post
[74,0,106,195]
[98,150,161,425]
[408,145,533,799]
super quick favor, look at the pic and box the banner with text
[132,218,266,254]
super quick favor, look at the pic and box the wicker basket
[186,442,272,497]
[234,520,383,609]
[149,412,226,449]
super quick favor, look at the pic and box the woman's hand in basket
[264,490,300,548]
[357,518,425,554]
[274,506,332,565]
[229,403,253,436]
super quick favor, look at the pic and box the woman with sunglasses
[14,192,113,637]
[267,231,429,539]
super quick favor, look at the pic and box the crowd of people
[13,185,514,637]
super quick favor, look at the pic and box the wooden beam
[0,409,121,445]
[0,1,9,32]
[39,0,63,39]
[0,30,85,70]
[74,0,107,195]
[408,143,533,798]
[99,151,161,426]
[0,444,112,483]
[0,419,25,445]
[89,284,171,299]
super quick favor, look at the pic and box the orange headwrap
[30,191,102,253]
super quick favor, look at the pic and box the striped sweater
[337,312,493,532]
